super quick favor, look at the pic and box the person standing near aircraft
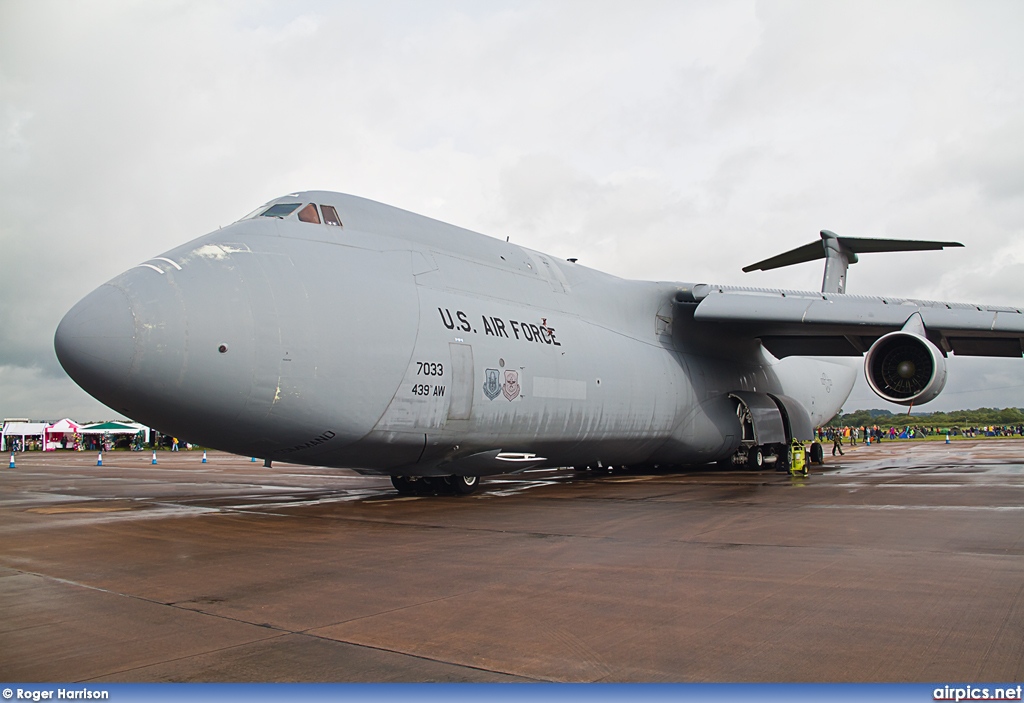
[832,431,845,456]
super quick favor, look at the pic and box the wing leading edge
[684,285,1024,359]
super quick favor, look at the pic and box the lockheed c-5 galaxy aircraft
[55,191,1024,494]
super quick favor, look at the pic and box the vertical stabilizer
[820,230,856,294]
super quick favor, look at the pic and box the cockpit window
[259,203,302,218]
[239,204,269,220]
[297,203,321,224]
[241,200,341,226]
[321,205,342,226]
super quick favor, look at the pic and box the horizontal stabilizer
[743,230,963,294]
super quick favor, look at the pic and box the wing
[682,284,1024,359]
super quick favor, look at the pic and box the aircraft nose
[54,284,137,404]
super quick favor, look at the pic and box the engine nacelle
[865,332,947,405]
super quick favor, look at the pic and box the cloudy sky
[2,0,1023,421]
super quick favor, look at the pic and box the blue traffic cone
[97,452,103,466]
[152,451,158,465]
[251,456,257,462]
[202,450,207,463]
[945,434,951,444]
[9,453,14,469]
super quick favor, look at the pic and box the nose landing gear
[447,475,479,495]
[390,475,423,495]
[389,474,481,496]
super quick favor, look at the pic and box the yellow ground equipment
[789,439,808,476]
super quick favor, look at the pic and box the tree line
[826,407,1024,428]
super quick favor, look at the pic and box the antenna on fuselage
[741,230,963,294]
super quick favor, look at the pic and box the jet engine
[865,332,947,405]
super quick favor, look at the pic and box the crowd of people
[812,424,1024,457]
[816,424,1024,444]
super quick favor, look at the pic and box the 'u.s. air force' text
[438,308,561,346]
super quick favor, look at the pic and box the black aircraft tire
[390,475,420,495]
[810,442,824,464]
[748,447,764,469]
[450,475,480,495]
[775,444,790,472]
[423,476,448,493]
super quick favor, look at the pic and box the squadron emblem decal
[483,368,501,400]
[503,370,521,401]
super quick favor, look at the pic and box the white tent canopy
[47,418,80,434]
[2,422,47,451]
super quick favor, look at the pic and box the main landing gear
[808,442,825,465]
[747,446,764,469]
[390,475,480,496]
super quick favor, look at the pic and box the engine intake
[865,332,947,405]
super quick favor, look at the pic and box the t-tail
[742,230,963,294]
[740,230,969,407]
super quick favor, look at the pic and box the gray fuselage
[55,192,853,475]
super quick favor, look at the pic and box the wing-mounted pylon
[742,230,964,294]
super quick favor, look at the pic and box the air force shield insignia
[502,370,521,401]
[483,368,501,400]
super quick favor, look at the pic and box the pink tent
[44,418,81,451]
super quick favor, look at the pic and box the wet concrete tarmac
[2,440,1023,682]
